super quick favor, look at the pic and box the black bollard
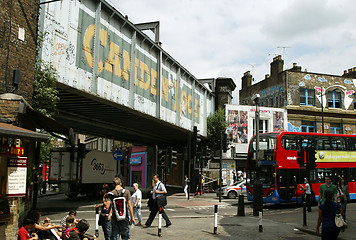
[95,206,99,237]
[214,205,218,234]
[303,202,307,226]
[237,194,245,216]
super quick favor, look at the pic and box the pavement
[38,191,355,239]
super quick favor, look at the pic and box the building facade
[240,55,356,135]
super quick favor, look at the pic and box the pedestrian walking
[98,195,112,240]
[132,183,142,226]
[318,176,338,206]
[108,177,135,240]
[184,175,189,199]
[143,174,171,228]
[316,190,341,239]
[302,178,312,212]
[339,177,350,221]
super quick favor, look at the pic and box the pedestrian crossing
[187,205,232,210]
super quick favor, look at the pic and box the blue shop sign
[130,157,142,165]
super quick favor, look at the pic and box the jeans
[111,219,130,240]
[133,207,142,223]
[102,215,111,240]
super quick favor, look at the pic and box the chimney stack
[270,55,284,77]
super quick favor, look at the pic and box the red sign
[0,146,24,156]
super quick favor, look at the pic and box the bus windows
[316,137,331,150]
[330,138,346,150]
[281,135,298,150]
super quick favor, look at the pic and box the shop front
[0,123,47,240]
[129,147,147,188]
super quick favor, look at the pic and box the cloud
[109,0,356,105]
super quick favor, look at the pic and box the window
[328,90,341,108]
[301,121,315,132]
[329,123,342,134]
[253,119,268,134]
[330,137,346,150]
[300,88,315,106]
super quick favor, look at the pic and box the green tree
[207,107,227,150]
[32,31,61,165]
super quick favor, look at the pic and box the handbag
[156,195,167,207]
[335,213,347,228]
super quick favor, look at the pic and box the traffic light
[307,148,317,170]
[158,149,166,166]
[168,147,177,168]
[195,152,201,169]
[192,126,201,156]
[222,133,228,153]
[297,148,304,167]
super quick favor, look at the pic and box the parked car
[217,180,246,199]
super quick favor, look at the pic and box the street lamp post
[321,88,325,133]
[252,94,263,216]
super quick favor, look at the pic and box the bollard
[158,207,162,237]
[237,194,245,216]
[303,202,307,226]
[214,205,218,234]
[95,205,99,237]
[258,210,263,232]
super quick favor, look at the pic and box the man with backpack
[108,177,135,240]
[143,174,171,228]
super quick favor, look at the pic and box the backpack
[112,189,127,221]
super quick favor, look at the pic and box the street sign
[113,150,123,161]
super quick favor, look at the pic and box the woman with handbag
[316,190,342,239]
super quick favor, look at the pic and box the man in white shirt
[131,183,142,225]
[143,174,171,228]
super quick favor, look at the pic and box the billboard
[39,0,213,136]
[225,105,287,154]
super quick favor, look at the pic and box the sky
[107,0,356,104]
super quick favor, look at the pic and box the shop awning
[0,122,48,142]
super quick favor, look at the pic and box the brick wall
[0,0,40,103]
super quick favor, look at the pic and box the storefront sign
[130,157,142,165]
[0,146,24,156]
[7,157,27,197]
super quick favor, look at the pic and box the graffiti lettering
[81,23,200,119]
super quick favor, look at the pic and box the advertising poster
[7,157,27,197]
[227,110,248,143]
[273,111,284,131]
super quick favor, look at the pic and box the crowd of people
[18,174,170,240]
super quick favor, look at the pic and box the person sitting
[26,209,61,239]
[18,218,38,240]
[63,219,91,240]
[61,216,76,239]
[61,210,78,228]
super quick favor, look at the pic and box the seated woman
[26,209,61,240]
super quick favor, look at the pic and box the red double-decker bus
[246,131,356,204]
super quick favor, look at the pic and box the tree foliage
[207,107,227,150]
[33,31,61,163]
[33,61,59,118]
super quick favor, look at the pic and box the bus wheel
[228,191,237,199]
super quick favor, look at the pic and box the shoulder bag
[335,213,347,228]
[156,183,167,207]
